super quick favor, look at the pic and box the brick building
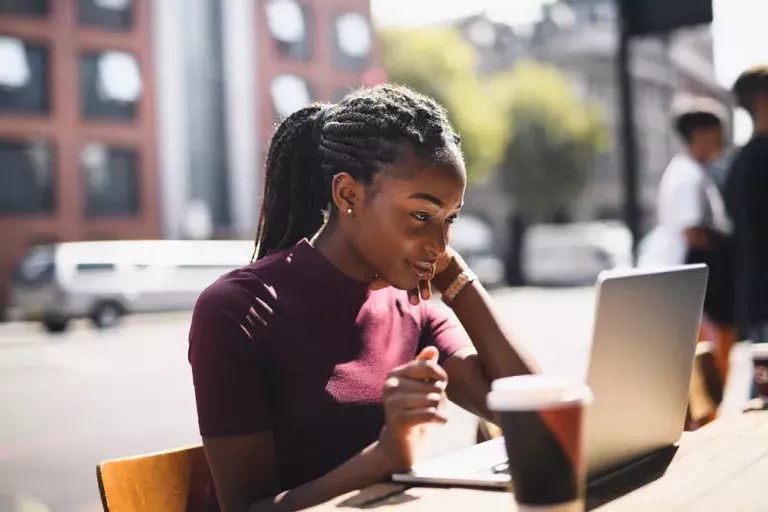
[0,0,159,312]
[0,0,376,314]
[453,3,728,255]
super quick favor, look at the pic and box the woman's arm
[205,430,394,512]
[205,347,448,512]
[249,440,393,511]
[431,251,540,420]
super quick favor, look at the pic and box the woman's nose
[426,224,448,257]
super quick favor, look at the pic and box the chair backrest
[97,444,217,512]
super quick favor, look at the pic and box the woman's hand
[408,247,465,305]
[377,346,448,471]
[367,247,467,305]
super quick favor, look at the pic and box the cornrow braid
[253,83,461,261]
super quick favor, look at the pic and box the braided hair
[253,83,461,261]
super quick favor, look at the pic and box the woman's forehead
[381,144,465,179]
[375,162,466,207]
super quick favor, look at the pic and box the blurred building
[0,0,376,314]
[157,0,376,243]
[455,1,729,246]
[453,14,530,76]
[0,0,159,313]
[532,0,729,230]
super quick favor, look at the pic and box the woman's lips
[408,260,435,280]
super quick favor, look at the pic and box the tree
[379,28,507,182]
[496,61,610,284]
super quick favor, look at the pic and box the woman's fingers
[408,280,433,305]
[394,360,448,383]
[419,280,432,301]
[393,407,448,426]
[408,286,420,305]
[385,392,444,411]
[383,376,446,397]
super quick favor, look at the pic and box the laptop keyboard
[477,461,510,476]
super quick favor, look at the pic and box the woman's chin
[376,273,420,292]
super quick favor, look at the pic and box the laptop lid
[393,264,708,488]
[584,264,708,477]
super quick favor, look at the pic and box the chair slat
[97,445,216,512]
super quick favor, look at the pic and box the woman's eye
[446,214,460,224]
[412,213,430,222]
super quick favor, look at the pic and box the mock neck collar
[287,239,372,307]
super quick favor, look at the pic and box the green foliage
[379,30,610,209]
[379,28,506,182]
[497,61,610,218]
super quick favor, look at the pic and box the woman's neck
[311,225,376,284]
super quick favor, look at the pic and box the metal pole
[617,1,641,265]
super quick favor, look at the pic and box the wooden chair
[686,341,724,430]
[97,445,217,512]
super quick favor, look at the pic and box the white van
[8,240,254,333]
[522,221,633,286]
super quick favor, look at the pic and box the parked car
[450,214,505,288]
[522,221,632,286]
[8,240,254,333]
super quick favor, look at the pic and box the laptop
[392,264,709,488]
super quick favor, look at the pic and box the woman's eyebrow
[407,193,464,209]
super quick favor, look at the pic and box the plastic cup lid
[487,375,593,412]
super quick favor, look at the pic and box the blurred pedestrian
[724,66,768,399]
[654,99,735,395]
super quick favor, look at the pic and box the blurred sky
[371,0,767,143]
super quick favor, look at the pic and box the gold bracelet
[442,269,478,305]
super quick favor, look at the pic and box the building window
[76,263,115,273]
[0,139,55,215]
[81,143,140,217]
[270,74,312,119]
[266,0,311,61]
[78,0,133,30]
[0,0,49,16]
[332,12,371,71]
[80,50,142,120]
[0,37,49,114]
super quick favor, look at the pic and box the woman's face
[349,146,467,291]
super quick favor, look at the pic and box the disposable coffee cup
[751,343,768,399]
[487,375,593,512]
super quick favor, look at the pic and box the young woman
[189,84,538,511]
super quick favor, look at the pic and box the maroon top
[188,239,470,489]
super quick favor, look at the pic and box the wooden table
[307,409,768,511]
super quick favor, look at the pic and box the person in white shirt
[656,109,729,265]
[655,100,735,404]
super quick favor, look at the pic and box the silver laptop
[393,264,708,488]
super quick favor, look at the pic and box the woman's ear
[331,173,365,214]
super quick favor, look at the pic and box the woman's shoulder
[192,251,290,330]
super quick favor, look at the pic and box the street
[0,287,753,512]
